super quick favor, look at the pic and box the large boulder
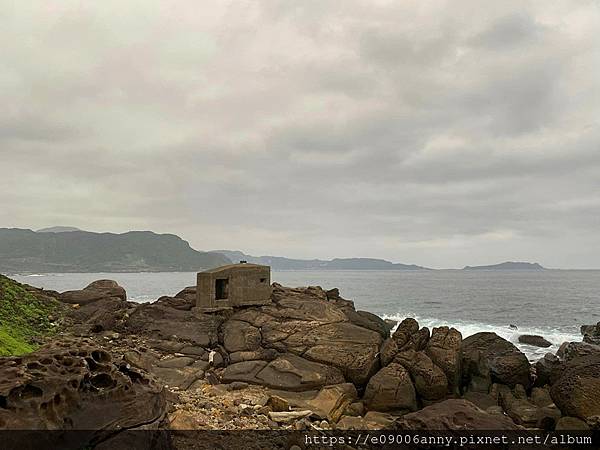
[392,318,429,351]
[60,279,127,305]
[394,399,519,430]
[363,363,417,413]
[0,338,166,443]
[222,320,261,353]
[126,303,222,347]
[394,350,448,401]
[461,332,530,391]
[426,326,462,394]
[228,285,383,385]
[581,322,600,345]
[550,354,600,420]
[68,296,129,334]
[518,335,552,348]
[221,353,344,391]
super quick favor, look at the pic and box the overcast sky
[1,1,599,268]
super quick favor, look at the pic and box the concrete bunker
[196,263,272,310]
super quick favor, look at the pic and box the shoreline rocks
[2,275,600,441]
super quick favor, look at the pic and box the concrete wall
[196,264,271,309]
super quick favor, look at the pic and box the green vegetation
[0,274,61,356]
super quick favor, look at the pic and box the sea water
[12,269,600,360]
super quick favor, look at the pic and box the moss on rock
[0,274,62,356]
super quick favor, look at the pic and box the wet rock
[0,339,166,438]
[363,363,417,413]
[426,326,462,394]
[581,322,600,346]
[394,350,448,401]
[461,332,530,391]
[518,335,552,348]
[394,399,519,430]
[60,279,127,305]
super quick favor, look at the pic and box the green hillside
[0,274,61,356]
[0,228,231,273]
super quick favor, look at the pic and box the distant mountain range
[0,226,548,273]
[463,261,545,270]
[214,250,429,270]
[0,228,230,273]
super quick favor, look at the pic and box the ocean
[12,270,600,361]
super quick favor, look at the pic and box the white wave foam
[382,313,581,361]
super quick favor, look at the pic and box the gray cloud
[1,0,599,268]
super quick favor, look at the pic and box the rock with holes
[0,338,166,447]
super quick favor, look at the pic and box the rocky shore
[1,277,599,448]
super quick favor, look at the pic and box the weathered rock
[558,341,600,363]
[555,416,590,430]
[60,279,127,305]
[222,320,261,353]
[344,401,364,417]
[306,383,358,423]
[343,309,390,339]
[461,332,530,391]
[175,286,197,302]
[498,385,539,426]
[150,366,204,390]
[222,354,344,391]
[363,411,395,429]
[531,387,554,407]
[534,353,563,387]
[550,354,600,420]
[394,350,448,401]
[363,363,417,413]
[266,395,290,412]
[230,285,382,385]
[581,322,600,346]
[518,335,552,348]
[68,296,129,334]
[229,348,279,364]
[156,356,196,368]
[394,399,519,430]
[268,410,312,423]
[126,303,222,347]
[380,338,398,367]
[426,326,462,394]
[169,409,205,430]
[154,295,194,311]
[335,415,366,430]
[0,339,166,438]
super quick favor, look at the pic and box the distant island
[36,226,82,233]
[462,261,546,270]
[214,250,429,271]
[0,228,230,273]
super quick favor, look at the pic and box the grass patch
[0,274,62,356]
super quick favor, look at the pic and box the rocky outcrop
[363,363,417,412]
[426,326,462,394]
[394,399,520,430]
[0,338,166,439]
[394,350,448,401]
[226,284,382,385]
[518,335,552,348]
[222,353,344,391]
[581,322,600,345]
[461,332,530,391]
[550,353,600,420]
[60,279,127,305]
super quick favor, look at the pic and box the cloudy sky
[1,1,599,268]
